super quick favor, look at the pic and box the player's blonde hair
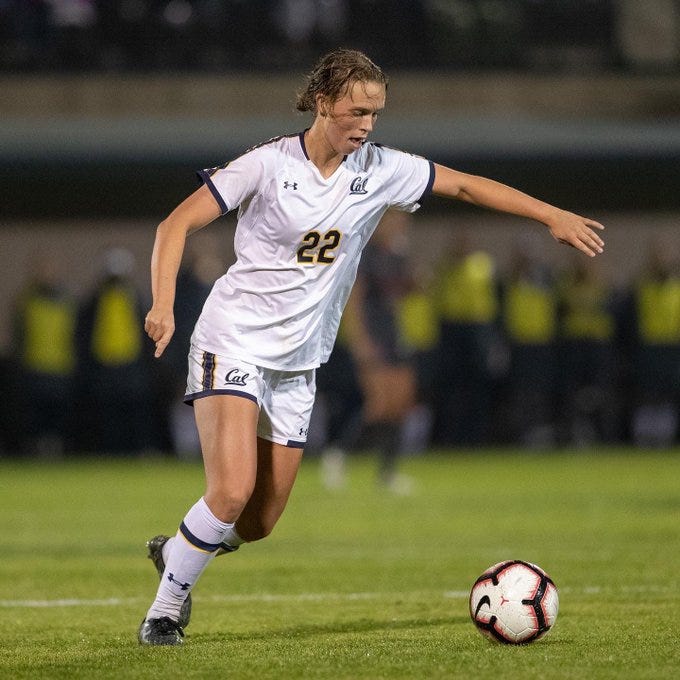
[296,49,387,114]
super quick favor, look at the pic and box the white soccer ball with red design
[469,560,559,644]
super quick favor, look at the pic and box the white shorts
[184,347,316,448]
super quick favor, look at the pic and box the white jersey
[192,132,434,371]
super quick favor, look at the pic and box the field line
[0,584,666,609]
[0,597,139,608]
[0,590,467,609]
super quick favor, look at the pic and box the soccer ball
[469,560,559,644]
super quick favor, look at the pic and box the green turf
[1,448,678,679]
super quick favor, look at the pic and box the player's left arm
[431,163,605,258]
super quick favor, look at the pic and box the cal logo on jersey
[349,176,369,195]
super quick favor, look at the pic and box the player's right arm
[145,184,222,358]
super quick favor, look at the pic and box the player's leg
[199,394,260,520]
[139,394,258,645]
[231,366,312,542]
[358,362,416,492]
[234,437,304,542]
[217,364,315,549]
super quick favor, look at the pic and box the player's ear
[316,93,329,117]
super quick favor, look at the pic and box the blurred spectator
[619,237,680,447]
[272,0,349,66]
[311,322,363,468]
[395,260,439,454]
[500,237,558,447]
[74,246,158,454]
[556,255,619,446]
[11,251,77,457]
[615,0,680,71]
[320,210,418,493]
[432,233,500,446]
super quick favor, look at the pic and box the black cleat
[146,535,192,629]
[138,617,184,646]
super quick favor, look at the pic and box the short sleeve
[197,149,266,215]
[380,147,435,212]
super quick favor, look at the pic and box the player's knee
[204,489,252,523]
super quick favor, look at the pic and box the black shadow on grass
[191,615,470,644]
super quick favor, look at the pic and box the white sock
[162,525,246,560]
[146,497,233,622]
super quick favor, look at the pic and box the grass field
[1,448,678,679]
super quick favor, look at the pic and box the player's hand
[144,307,175,358]
[547,210,605,257]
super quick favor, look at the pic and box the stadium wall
[2,73,680,217]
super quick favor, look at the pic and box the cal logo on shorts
[224,368,250,386]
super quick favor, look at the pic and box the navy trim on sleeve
[197,169,229,215]
[418,160,435,203]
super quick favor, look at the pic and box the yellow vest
[437,252,498,324]
[91,285,143,365]
[504,280,556,344]
[636,278,680,344]
[22,294,75,375]
[559,280,614,341]
[398,291,440,351]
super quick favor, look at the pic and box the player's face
[322,80,386,155]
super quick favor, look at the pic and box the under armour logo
[298,426,308,437]
[167,573,191,591]
[283,181,298,190]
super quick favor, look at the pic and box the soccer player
[140,48,605,645]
